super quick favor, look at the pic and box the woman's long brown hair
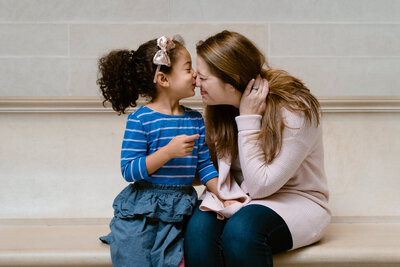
[197,30,320,164]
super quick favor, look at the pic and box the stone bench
[1,218,399,267]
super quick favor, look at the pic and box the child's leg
[178,255,185,267]
[109,216,156,267]
[151,221,185,267]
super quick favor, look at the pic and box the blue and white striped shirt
[120,105,218,186]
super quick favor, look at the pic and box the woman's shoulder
[280,106,320,129]
[280,107,321,142]
[281,107,306,128]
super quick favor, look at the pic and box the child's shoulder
[182,106,203,118]
[128,106,153,120]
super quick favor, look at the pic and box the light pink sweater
[200,109,331,250]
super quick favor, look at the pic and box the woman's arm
[236,112,316,199]
[237,76,317,199]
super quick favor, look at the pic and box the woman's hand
[223,199,240,207]
[239,75,269,115]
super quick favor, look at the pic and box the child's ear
[154,72,169,87]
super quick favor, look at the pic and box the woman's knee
[184,202,225,266]
[221,205,293,256]
[221,214,256,251]
[220,208,275,266]
[185,203,222,241]
[221,220,273,266]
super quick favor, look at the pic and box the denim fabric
[100,181,197,267]
[184,202,293,267]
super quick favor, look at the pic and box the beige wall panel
[0,113,128,218]
[0,0,168,22]
[1,0,399,23]
[69,58,100,96]
[0,24,68,56]
[323,112,400,217]
[70,23,268,59]
[269,57,400,96]
[0,59,69,96]
[170,0,400,22]
[270,24,400,57]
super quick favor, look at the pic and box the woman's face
[196,56,240,107]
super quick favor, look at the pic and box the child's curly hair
[97,37,184,114]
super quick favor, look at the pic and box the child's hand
[165,134,199,158]
[223,199,240,207]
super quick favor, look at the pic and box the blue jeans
[184,201,293,267]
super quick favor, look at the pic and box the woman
[184,30,330,267]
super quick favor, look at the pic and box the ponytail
[97,37,185,114]
[97,50,143,114]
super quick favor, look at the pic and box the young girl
[97,36,220,267]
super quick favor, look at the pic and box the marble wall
[1,0,399,220]
[1,110,399,219]
[0,0,399,96]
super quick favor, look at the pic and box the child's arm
[192,175,202,186]
[204,178,240,206]
[145,134,199,175]
[194,114,221,197]
[121,116,148,182]
[204,177,220,199]
[121,114,198,181]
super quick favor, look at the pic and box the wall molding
[318,96,400,113]
[1,96,400,113]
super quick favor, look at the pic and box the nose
[195,76,201,87]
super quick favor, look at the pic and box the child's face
[166,47,197,99]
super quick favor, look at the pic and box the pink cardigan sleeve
[236,110,318,199]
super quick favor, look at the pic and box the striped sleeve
[120,114,149,182]
[196,116,218,184]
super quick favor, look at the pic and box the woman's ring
[251,86,258,91]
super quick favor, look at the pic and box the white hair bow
[153,36,176,83]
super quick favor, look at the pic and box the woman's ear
[225,83,237,93]
[154,72,169,88]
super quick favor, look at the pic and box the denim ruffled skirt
[100,180,197,267]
